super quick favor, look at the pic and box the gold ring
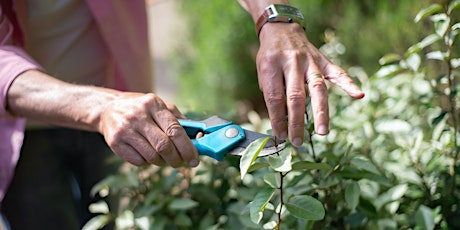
[306,73,323,84]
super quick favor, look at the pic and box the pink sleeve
[0,5,42,115]
[0,4,42,202]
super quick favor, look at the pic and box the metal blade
[226,129,286,157]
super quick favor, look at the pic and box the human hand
[98,92,199,167]
[256,23,365,146]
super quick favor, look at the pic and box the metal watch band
[255,4,306,37]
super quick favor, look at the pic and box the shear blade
[227,129,286,157]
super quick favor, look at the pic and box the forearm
[6,69,120,132]
[238,0,291,22]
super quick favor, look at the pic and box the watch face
[274,5,303,18]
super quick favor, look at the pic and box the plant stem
[275,172,285,230]
[444,8,459,194]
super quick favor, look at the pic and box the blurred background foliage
[85,0,460,229]
[172,0,432,117]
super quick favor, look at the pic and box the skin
[7,70,199,168]
[6,0,364,168]
[239,0,365,146]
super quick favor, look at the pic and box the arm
[238,0,365,146]
[6,70,199,167]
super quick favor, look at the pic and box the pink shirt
[0,0,152,202]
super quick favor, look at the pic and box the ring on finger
[306,73,323,84]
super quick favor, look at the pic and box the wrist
[255,4,306,37]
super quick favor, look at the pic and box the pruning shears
[178,116,285,161]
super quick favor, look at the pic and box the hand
[98,92,199,167]
[256,23,365,146]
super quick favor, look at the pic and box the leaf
[248,161,270,172]
[285,195,325,220]
[88,201,110,214]
[169,198,199,210]
[268,147,292,172]
[240,137,271,180]
[406,34,441,56]
[414,4,443,22]
[431,14,450,37]
[82,215,112,230]
[248,188,275,224]
[175,213,193,227]
[350,157,380,175]
[450,58,460,68]
[374,64,401,78]
[405,53,421,71]
[379,53,401,65]
[426,51,446,61]
[291,161,332,171]
[263,172,281,188]
[345,182,360,210]
[375,184,408,210]
[448,0,460,14]
[415,205,435,230]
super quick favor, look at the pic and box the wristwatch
[256,4,306,37]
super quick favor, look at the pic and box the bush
[84,1,460,229]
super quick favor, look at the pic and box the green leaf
[375,184,408,210]
[448,0,460,14]
[414,4,443,22]
[168,198,199,210]
[345,182,360,210]
[415,205,435,230]
[263,172,281,188]
[374,64,402,78]
[426,51,446,61]
[240,137,271,180]
[248,188,275,224]
[405,53,421,71]
[406,34,441,56]
[248,161,270,172]
[350,157,380,175]
[82,214,112,230]
[291,161,332,171]
[88,201,110,214]
[175,213,193,227]
[268,147,292,172]
[431,14,450,37]
[379,53,401,65]
[450,58,460,68]
[285,195,325,220]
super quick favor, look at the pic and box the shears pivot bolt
[225,127,239,138]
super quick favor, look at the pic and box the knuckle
[264,92,285,107]
[286,90,306,103]
[154,137,173,155]
[164,122,183,138]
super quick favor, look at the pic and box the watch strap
[255,4,305,37]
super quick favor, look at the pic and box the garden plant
[83,1,460,229]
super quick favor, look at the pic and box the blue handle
[179,117,246,161]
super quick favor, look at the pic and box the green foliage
[84,1,460,229]
[172,0,430,115]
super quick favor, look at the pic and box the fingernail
[317,125,328,135]
[280,131,288,140]
[188,159,200,168]
[292,137,303,147]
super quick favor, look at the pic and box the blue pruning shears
[178,116,285,161]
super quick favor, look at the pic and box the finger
[306,65,329,136]
[131,129,167,166]
[257,57,288,140]
[112,143,148,166]
[317,56,365,99]
[164,101,186,119]
[284,61,306,147]
[151,107,199,168]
